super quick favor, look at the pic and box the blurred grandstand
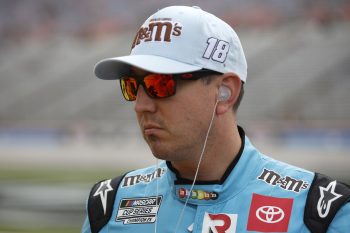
[0,0,350,231]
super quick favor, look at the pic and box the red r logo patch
[247,193,293,232]
[202,213,237,233]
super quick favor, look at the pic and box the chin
[148,143,173,161]
[149,146,170,160]
[145,135,183,161]
[145,137,162,155]
[152,153,169,161]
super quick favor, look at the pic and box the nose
[134,85,157,113]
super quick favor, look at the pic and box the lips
[143,123,163,136]
[143,123,162,130]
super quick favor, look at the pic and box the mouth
[143,124,163,136]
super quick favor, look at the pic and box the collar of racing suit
[165,126,262,206]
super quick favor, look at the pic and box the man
[82,6,350,233]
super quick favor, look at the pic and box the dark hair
[201,75,245,112]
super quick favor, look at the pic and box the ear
[216,73,242,115]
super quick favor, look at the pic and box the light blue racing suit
[82,127,350,233]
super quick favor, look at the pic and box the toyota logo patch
[247,193,293,232]
[256,206,285,223]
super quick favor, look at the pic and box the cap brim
[94,55,202,80]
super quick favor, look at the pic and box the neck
[171,123,242,182]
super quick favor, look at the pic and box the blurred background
[0,0,349,232]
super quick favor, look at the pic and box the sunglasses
[120,70,221,101]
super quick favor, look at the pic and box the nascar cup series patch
[116,196,162,224]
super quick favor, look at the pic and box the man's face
[132,68,218,162]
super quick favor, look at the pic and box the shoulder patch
[304,173,350,233]
[88,174,126,233]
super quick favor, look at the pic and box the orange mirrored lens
[120,74,176,101]
[121,77,137,101]
[144,74,175,98]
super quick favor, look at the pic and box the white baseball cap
[94,5,247,82]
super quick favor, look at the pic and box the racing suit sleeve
[81,174,126,233]
[326,202,350,232]
[81,216,92,233]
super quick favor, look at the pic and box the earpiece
[218,85,231,101]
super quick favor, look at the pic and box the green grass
[0,167,130,232]
[0,226,79,233]
[0,167,127,184]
